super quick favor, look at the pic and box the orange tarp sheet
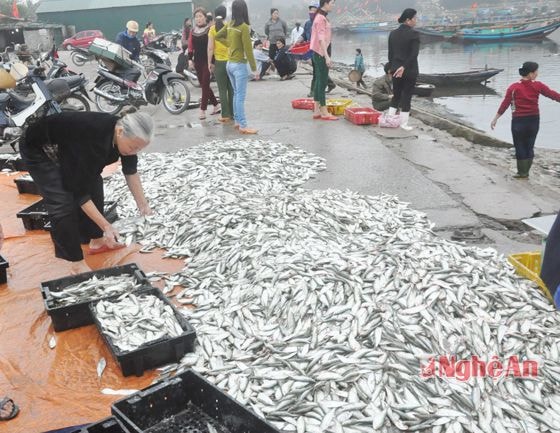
[0,172,184,433]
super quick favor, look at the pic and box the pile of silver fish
[104,140,560,432]
[94,292,184,353]
[49,274,141,307]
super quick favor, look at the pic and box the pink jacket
[310,13,331,57]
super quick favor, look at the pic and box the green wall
[38,4,192,42]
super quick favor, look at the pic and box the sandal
[211,105,221,115]
[320,114,338,121]
[199,111,207,120]
[0,397,19,421]
[88,244,126,255]
[239,127,258,135]
[312,113,321,119]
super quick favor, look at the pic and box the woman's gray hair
[117,111,154,143]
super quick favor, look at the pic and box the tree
[0,0,34,20]
[193,0,223,13]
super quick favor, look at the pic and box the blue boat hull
[454,21,560,41]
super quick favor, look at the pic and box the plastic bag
[379,113,401,128]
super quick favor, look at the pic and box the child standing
[354,48,366,88]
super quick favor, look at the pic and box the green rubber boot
[514,159,530,179]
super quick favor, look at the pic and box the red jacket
[498,79,560,117]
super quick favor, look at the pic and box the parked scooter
[0,64,64,152]
[92,49,190,115]
[144,31,181,52]
[70,47,97,67]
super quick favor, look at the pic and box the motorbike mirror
[10,62,28,81]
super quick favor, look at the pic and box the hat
[309,1,319,9]
[126,20,139,32]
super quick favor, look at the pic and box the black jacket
[541,213,560,301]
[388,24,420,78]
[23,112,137,205]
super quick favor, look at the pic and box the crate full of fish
[0,254,8,285]
[112,369,280,433]
[91,288,197,377]
[0,154,26,171]
[18,199,119,231]
[14,174,40,195]
[71,417,130,433]
[41,263,150,332]
[344,107,381,125]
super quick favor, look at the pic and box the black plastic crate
[112,369,281,433]
[16,199,49,230]
[14,175,40,195]
[0,156,26,172]
[0,255,8,285]
[41,263,150,332]
[91,287,197,377]
[18,200,119,231]
[72,417,130,433]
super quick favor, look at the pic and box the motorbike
[15,47,91,112]
[0,64,64,152]
[70,47,97,67]
[144,31,181,53]
[92,49,190,115]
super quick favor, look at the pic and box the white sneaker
[400,112,413,131]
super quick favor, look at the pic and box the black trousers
[19,142,104,262]
[391,75,416,112]
[268,43,278,61]
[511,115,539,159]
[260,61,271,78]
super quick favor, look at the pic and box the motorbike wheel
[162,79,190,114]
[71,51,87,67]
[95,81,124,115]
[60,94,91,112]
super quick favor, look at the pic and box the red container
[289,42,310,55]
[344,107,381,125]
[291,98,315,110]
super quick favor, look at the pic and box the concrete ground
[10,52,560,255]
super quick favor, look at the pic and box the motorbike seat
[8,91,35,110]
[46,75,83,88]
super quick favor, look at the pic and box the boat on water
[334,21,397,33]
[413,84,435,97]
[417,23,527,40]
[418,68,503,86]
[452,19,560,41]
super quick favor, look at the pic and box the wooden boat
[418,68,503,86]
[413,83,435,97]
[452,19,560,42]
[417,23,526,40]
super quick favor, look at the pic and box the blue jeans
[227,61,249,128]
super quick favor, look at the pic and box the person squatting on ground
[310,0,337,121]
[264,8,287,63]
[491,61,560,179]
[371,62,393,111]
[208,5,234,123]
[215,0,258,135]
[304,1,336,98]
[19,111,154,275]
[354,48,366,88]
[115,20,142,82]
[388,8,420,131]
[274,37,297,80]
[189,7,220,120]
[252,40,273,80]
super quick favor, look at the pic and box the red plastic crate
[344,107,381,125]
[291,98,315,110]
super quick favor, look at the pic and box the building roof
[37,0,192,14]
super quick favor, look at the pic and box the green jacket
[215,22,257,71]
[372,74,392,101]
